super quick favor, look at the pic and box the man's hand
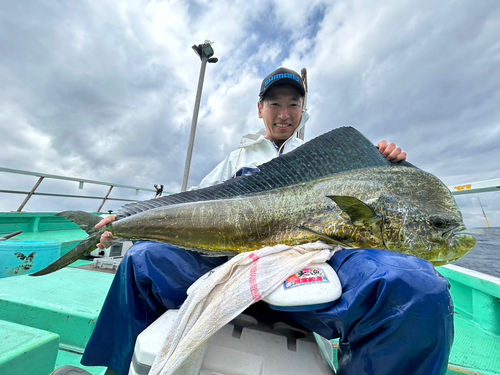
[377,140,407,162]
[95,215,116,249]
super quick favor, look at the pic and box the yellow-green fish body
[111,166,474,265]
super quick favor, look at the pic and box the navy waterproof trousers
[81,242,454,375]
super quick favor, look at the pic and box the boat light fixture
[191,40,216,61]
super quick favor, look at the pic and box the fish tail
[30,229,105,276]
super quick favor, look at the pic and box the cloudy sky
[1,0,499,228]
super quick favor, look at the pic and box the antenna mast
[477,198,491,228]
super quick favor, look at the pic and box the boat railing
[448,178,500,195]
[0,167,159,212]
[2,166,499,213]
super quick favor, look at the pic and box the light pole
[181,40,218,192]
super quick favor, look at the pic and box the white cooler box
[128,308,337,375]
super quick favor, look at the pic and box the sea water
[452,227,500,278]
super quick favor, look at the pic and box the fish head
[377,168,477,265]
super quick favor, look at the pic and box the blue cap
[259,67,305,100]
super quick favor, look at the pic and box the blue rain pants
[81,241,454,375]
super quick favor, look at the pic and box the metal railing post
[97,186,114,212]
[0,167,160,212]
[17,176,44,212]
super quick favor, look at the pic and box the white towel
[149,242,340,375]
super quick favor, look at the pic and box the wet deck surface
[70,257,120,274]
[74,263,117,274]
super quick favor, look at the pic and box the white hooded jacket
[193,127,305,189]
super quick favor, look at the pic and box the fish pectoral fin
[327,195,381,227]
[298,226,348,247]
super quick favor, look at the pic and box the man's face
[258,85,304,147]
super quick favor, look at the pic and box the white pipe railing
[0,167,159,212]
[448,178,500,195]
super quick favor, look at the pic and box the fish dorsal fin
[252,126,391,185]
[117,127,391,218]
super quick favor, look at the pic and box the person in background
[154,184,164,198]
[55,67,451,375]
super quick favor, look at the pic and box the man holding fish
[79,68,454,375]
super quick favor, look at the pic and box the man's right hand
[95,215,116,249]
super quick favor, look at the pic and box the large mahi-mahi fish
[32,127,476,276]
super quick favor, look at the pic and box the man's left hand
[377,140,407,162]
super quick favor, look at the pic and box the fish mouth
[442,225,467,239]
[430,231,477,266]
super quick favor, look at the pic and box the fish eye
[430,216,448,229]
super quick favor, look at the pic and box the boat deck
[0,261,499,374]
[439,265,500,375]
[0,212,88,256]
[450,317,500,374]
[0,261,111,375]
